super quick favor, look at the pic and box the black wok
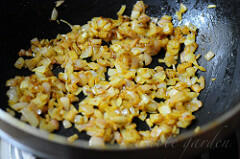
[1,0,240,158]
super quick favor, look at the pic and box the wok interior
[1,0,240,140]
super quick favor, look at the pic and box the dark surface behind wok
[0,0,240,158]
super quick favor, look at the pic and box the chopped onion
[60,19,73,29]
[14,57,25,69]
[144,53,152,65]
[51,8,58,21]
[207,4,216,8]
[63,120,72,128]
[204,51,215,61]
[67,134,78,143]
[12,102,28,111]
[89,136,105,147]
[158,105,171,115]
[55,0,64,7]
[211,78,216,81]
[121,108,129,115]
[20,107,39,127]
[60,96,70,110]
[194,126,200,133]
[117,5,126,16]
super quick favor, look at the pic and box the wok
[1,0,240,158]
